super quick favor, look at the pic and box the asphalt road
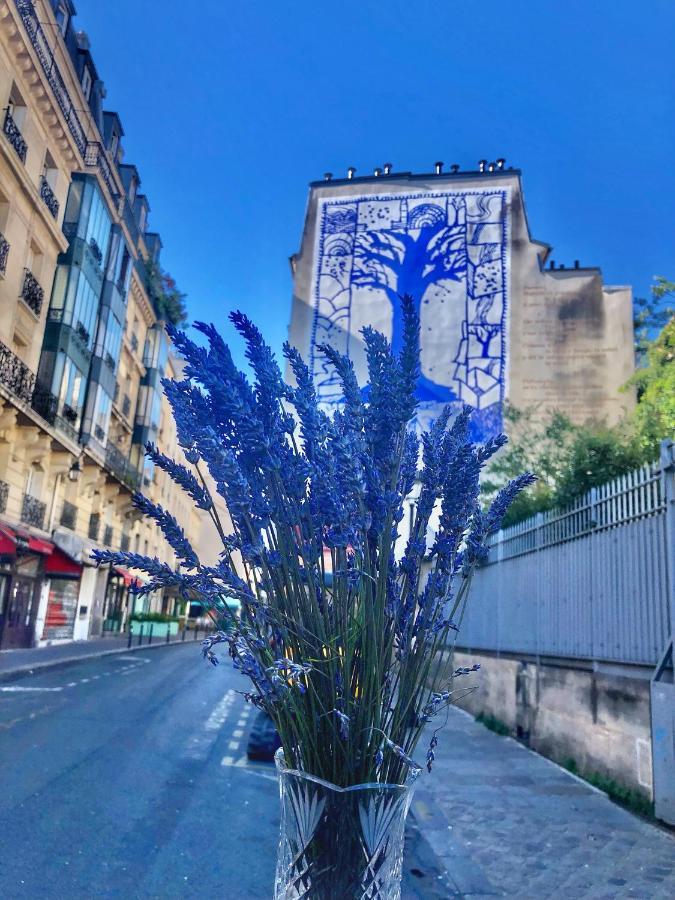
[0,643,444,900]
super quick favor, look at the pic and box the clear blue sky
[81,0,675,367]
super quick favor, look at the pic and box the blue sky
[81,0,675,367]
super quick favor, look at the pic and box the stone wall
[453,650,653,801]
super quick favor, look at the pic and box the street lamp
[68,458,82,483]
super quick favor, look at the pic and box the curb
[0,637,200,683]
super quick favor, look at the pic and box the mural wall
[309,188,511,441]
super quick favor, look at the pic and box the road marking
[221,755,248,768]
[237,718,246,727]
[228,740,239,750]
[184,689,238,761]
[0,685,63,692]
[67,682,77,687]
[232,728,243,738]
[79,678,90,683]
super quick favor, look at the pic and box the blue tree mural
[310,190,509,441]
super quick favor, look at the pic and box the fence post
[148,623,154,645]
[127,624,132,649]
[138,622,144,646]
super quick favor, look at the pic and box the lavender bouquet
[94,296,532,897]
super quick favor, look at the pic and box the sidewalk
[411,708,675,898]
[0,630,204,681]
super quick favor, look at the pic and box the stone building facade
[0,0,203,648]
[288,164,636,440]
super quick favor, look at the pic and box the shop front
[41,546,83,643]
[0,525,53,650]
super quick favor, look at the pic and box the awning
[0,524,54,556]
[112,566,145,588]
[45,545,82,578]
[0,525,16,556]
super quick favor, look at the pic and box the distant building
[0,1,201,648]
[288,163,635,440]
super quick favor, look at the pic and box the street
[0,643,442,900]
[0,643,279,898]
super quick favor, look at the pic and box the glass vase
[274,749,419,899]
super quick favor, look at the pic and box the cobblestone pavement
[411,708,675,899]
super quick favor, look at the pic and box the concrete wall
[453,649,653,801]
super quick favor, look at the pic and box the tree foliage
[143,257,187,325]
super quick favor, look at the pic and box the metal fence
[457,445,674,667]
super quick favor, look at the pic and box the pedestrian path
[412,707,675,898]
[0,631,200,679]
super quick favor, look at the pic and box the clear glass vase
[274,749,419,899]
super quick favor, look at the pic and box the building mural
[309,188,510,440]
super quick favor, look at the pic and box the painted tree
[351,203,467,401]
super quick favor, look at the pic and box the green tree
[142,257,187,325]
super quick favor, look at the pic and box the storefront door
[0,575,40,649]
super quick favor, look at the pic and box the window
[110,132,119,161]
[128,179,137,206]
[7,83,27,130]
[42,150,57,189]
[91,385,112,444]
[55,2,69,35]
[81,66,92,102]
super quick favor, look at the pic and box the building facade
[288,164,636,442]
[0,0,202,649]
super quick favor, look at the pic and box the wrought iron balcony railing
[130,333,139,353]
[60,500,76,530]
[3,108,27,163]
[62,403,78,424]
[31,387,58,425]
[88,512,100,542]
[39,176,59,218]
[20,269,44,316]
[0,338,35,403]
[21,493,46,530]
[74,320,90,347]
[94,424,106,443]
[0,232,9,276]
[105,441,141,491]
[89,237,103,264]
[103,524,114,547]
[122,395,131,418]
[0,479,8,514]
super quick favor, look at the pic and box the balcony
[39,176,59,219]
[0,338,35,404]
[88,512,100,542]
[31,388,79,441]
[105,441,141,491]
[103,525,114,547]
[0,232,9,276]
[21,493,46,530]
[60,500,76,530]
[20,269,44,317]
[0,479,8,514]
[3,109,27,163]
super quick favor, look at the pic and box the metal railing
[39,175,59,218]
[104,440,141,491]
[0,338,35,403]
[0,232,9,276]
[457,450,673,667]
[21,493,46,530]
[20,268,44,316]
[3,108,27,162]
[122,395,131,419]
[60,500,76,529]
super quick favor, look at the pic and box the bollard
[182,625,186,642]
[194,626,199,641]
[127,625,132,649]
[138,622,144,646]
[148,623,154,645]
[166,626,170,644]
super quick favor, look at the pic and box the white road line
[0,685,63,692]
[67,682,77,687]
[228,740,239,750]
[184,689,237,761]
[237,719,246,727]
[79,678,90,683]
[221,755,248,768]
[232,729,243,738]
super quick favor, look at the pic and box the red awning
[45,545,82,578]
[0,525,16,556]
[112,566,144,588]
[0,524,53,556]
